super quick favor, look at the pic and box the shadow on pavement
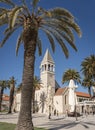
[48,120,95,130]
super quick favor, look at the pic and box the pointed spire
[69,79,75,88]
[41,49,54,64]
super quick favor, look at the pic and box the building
[15,49,95,115]
[1,94,9,111]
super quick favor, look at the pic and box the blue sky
[0,0,95,94]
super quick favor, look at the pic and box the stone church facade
[15,49,94,115]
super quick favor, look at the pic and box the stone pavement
[0,112,95,130]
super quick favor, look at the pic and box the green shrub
[0,122,47,130]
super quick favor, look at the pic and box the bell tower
[40,49,55,94]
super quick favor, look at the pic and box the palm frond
[4,27,11,34]
[41,8,82,38]
[0,80,8,89]
[41,27,55,53]
[0,0,15,7]
[0,18,8,26]
[47,7,74,19]
[0,8,11,26]
[54,34,69,58]
[65,20,82,38]
[42,19,74,41]
[62,69,81,84]
[42,17,81,54]
[81,55,95,79]
[8,76,16,84]
[22,1,31,17]
[0,8,9,14]
[4,23,20,34]
[0,28,16,47]
[56,18,75,41]
[37,7,46,15]
[22,0,26,4]
[9,6,23,29]
[56,29,77,51]
[0,13,8,26]
[36,36,42,56]
[32,0,39,9]
[16,32,23,56]
[63,36,77,51]
[62,27,74,41]
[47,28,69,58]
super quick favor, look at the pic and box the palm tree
[62,69,81,84]
[62,69,81,121]
[82,77,94,97]
[8,76,16,113]
[81,55,95,97]
[0,0,81,129]
[0,80,8,112]
[81,55,95,80]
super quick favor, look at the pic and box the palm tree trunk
[15,43,36,130]
[32,88,35,113]
[0,88,4,112]
[8,84,15,113]
[15,20,38,130]
[88,87,92,98]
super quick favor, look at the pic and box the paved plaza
[0,112,95,130]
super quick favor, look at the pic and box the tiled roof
[55,87,66,96]
[3,94,9,97]
[55,87,90,98]
[2,94,9,101]
[76,91,90,98]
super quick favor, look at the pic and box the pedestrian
[57,111,58,116]
[65,109,68,117]
[54,109,56,116]
[48,113,51,119]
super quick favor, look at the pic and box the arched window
[45,64,46,71]
[42,65,44,71]
[51,65,53,72]
[48,64,50,71]
[65,95,67,104]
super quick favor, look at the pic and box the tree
[62,69,81,84]
[81,55,95,97]
[0,80,8,112]
[81,55,95,81]
[82,77,94,97]
[8,76,16,113]
[0,0,81,130]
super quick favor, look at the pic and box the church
[15,49,95,115]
